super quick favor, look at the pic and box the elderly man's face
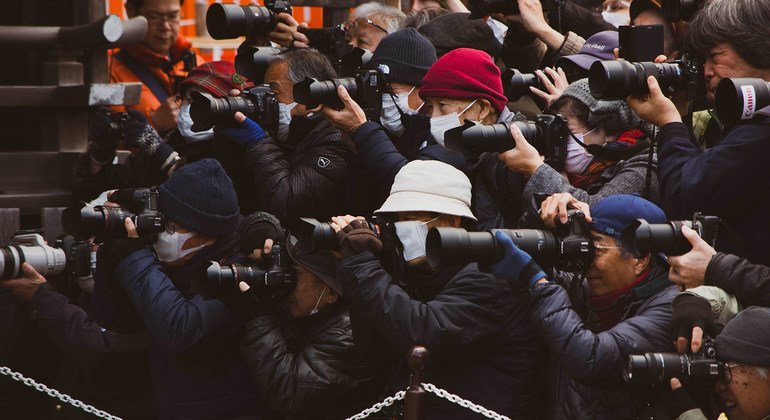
[264,61,311,117]
[703,42,770,103]
[346,17,389,51]
[714,363,770,420]
[585,231,647,296]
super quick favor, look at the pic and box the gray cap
[716,306,770,367]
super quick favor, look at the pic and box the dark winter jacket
[338,252,548,420]
[240,304,384,420]
[92,234,262,419]
[656,120,770,266]
[705,252,770,308]
[243,114,347,226]
[531,264,678,419]
[520,148,659,227]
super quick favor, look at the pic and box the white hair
[350,2,406,34]
[757,366,769,380]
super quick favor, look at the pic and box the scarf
[568,128,646,190]
[588,268,651,330]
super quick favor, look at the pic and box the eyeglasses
[145,11,181,26]
[593,245,624,254]
[344,18,389,34]
[723,362,746,384]
[165,220,181,234]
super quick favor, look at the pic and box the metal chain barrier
[346,389,406,420]
[0,366,122,420]
[422,382,511,420]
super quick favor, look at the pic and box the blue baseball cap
[589,194,667,238]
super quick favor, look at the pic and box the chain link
[422,382,511,420]
[0,366,122,420]
[346,390,406,420]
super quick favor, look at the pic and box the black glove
[335,219,382,259]
[237,212,285,256]
[100,237,147,264]
[670,293,716,346]
[89,107,118,164]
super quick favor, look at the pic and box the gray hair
[268,48,337,84]
[404,7,450,29]
[757,366,769,380]
[686,0,770,69]
[351,2,406,34]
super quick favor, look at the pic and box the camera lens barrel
[426,227,559,268]
[293,77,358,109]
[206,3,276,39]
[621,219,698,257]
[623,353,689,384]
[190,92,256,132]
[502,69,543,101]
[0,236,67,280]
[715,78,770,127]
[589,60,687,100]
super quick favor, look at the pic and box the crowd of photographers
[2,0,770,418]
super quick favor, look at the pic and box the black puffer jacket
[531,264,678,419]
[338,252,547,420]
[705,252,770,308]
[243,114,347,226]
[240,304,384,420]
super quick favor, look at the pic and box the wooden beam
[0,83,142,107]
[0,209,20,246]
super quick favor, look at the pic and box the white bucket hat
[375,160,477,221]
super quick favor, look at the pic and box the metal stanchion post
[404,346,429,420]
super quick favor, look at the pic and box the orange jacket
[109,36,205,128]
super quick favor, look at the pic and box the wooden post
[0,209,21,246]
[404,346,429,420]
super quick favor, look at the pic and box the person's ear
[325,289,339,304]
[634,253,651,276]
[477,99,493,123]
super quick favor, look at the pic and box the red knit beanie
[419,48,508,113]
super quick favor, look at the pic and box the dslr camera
[468,0,565,19]
[621,212,720,257]
[426,210,593,272]
[298,27,372,77]
[296,217,382,250]
[206,1,292,40]
[501,68,549,102]
[0,232,91,281]
[714,77,770,126]
[63,188,165,240]
[193,244,296,302]
[588,55,703,101]
[106,111,131,141]
[189,85,279,133]
[443,114,569,172]
[293,68,384,120]
[234,44,284,85]
[624,338,722,384]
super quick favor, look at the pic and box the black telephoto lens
[623,353,688,384]
[293,77,358,109]
[63,204,132,238]
[298,218,338,250]
[589,60,688,100]
[190,91,255,132]
[502,69,543,101]
[426,227,559,268]
[621,219,693,257]
[443,121,540,154]
[206,3,276,40]
[235,46,284,84]
[714,78,770,127]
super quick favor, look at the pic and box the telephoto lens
[468,0,519,19]
[293,77,359,110]
[662,0,704,22]
[620,213,720,257]
[623,352,724,384]
[588,60,690,100]
[714,78,770,127]
[297,218,381,250]
[63,204,135,238]
[501,68,543,101]
[206,1,292,40]
[189,85,279,132]
[0,234,66,280]
[234,45,284,84]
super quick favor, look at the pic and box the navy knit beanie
[716,306,770,367]
[366,28,437,87]
[158,158,240,237]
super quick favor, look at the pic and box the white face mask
[565,128,598,175]
[601,2,629,28]
[429,100,477,147]
[277,102,298,142]
[178,103,215,142]
[153,230,206,263]
[381,86,419,137]
[394,216,440,262]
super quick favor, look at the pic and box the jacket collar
[120,35,193,71]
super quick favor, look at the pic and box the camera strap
[115,51,170,103]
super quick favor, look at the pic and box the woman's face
[553,102,610,146]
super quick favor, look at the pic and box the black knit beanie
[158,158,240,237]
[366,28,437,87]
[716,306,770,367]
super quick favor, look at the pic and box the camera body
[63,188,165,240]
[621,212,720,258]
[624,338,722,384]
[293,68,384,120]
[444,114,569,172]
[0,233,91,281]
[190,85,279,134]
[193,244,296,301]
[426,210,594,272]
[107,112,131,141]
[589,56,702,100]
[206,1,292,40]
[468,0,564,19]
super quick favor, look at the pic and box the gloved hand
[334,218,382,259]
[670,293,716,352]
[123,109,163,155]
[88,107,118,164]
[490,231,546,288]
[237,212,285,258]
[215,114,267,148]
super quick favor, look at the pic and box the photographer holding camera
[627,0,770,267]
[332,160,547,419]
[500,77,659,227]
[235,214,383,419]
[491,194,678,418]
[91,159,263,419]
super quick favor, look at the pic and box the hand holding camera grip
[215,115,267,148]
[89,108,118,164]
[490,231,546,288]
[335,220,382,258]
[670,293,716,351]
